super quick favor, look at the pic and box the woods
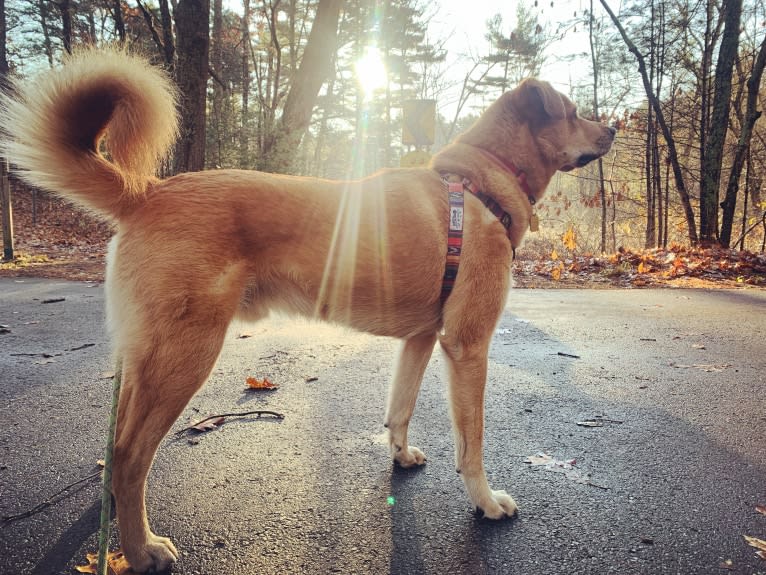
[1,0,765,254]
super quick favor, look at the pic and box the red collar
[476,148,536,206]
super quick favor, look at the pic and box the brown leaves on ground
[76,550,137,574]
[0,187,110,282]
[514,245,766,289]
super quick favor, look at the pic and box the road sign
[400,150,432,168]
[402,99,436,146]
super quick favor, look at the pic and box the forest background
[0,0,765,286]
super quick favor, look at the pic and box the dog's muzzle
[560,127,616,172]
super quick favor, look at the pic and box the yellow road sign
[400,150,432,168]
[402,100,436,146]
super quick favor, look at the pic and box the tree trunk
[38,0,54,67]
[158,0,175,70]
[699,0,742,244]
[58,0,73,54]
[137,0,168,58]
[210,0,224,168]
[588,0,607,253]
[259,0,343,174]
[1,0,13,261]
[600,0,699,244]
[719,31,766,247]
[173,0,210,174]
[240,0,251,168]
[112,0,126,42]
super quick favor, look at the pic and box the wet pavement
[1,277,765,574]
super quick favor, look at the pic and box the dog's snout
[607,126,617,136]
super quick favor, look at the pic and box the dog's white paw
[393,445,427,468]
[125,533,179,573]
[475,490,518,520]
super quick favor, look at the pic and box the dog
[0,48,614,572]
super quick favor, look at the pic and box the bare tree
[600,0,699,245]
[720,31,766,247]
[699,0,742,244]
[259,0,342,173]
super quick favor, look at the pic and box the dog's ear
[507,79,566,124]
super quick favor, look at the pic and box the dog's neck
[431,142,544,208]
[473,148,536,206]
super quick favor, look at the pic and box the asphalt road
[0,277,765,575]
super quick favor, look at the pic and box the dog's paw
[475,490,518,520]
[125,533,179,573]
[393,445,426,468]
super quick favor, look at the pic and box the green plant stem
[98,359,122,575]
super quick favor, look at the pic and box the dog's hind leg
[384,331,437,468]
[110,306,232,572]
[440,336,518,519]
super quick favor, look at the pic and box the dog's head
[506,79,615,172]
[457,79,615,178]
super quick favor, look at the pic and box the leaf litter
[76,550,136,574]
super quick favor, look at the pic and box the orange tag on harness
[529,213,540,232]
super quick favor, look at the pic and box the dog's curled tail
[0,48,178,220]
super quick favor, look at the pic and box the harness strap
[440,181,465,306]
[440,175,516,306]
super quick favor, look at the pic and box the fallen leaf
[756,505,766,516]
[76,550,135,574]
[100,371,116,379]
[551,262,564,281]
[562,226,577,251]
[237,332,253,339]
[246,376,279,390]
[191,416,225,432]
[719,559,734,570]
[525,452,554,466]
[744,534,766,554]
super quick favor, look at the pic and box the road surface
[0,278,764,574]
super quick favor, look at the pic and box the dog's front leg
[384,331,437,467]
[440,337,518,519]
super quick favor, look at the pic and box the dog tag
[529,213,540,232]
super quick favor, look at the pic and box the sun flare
[356,46,387,99]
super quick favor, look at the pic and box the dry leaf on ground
[744,535,766,560]
[76,550,135,574]
[246,376,279,390]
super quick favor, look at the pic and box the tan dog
[0,49,614,572]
